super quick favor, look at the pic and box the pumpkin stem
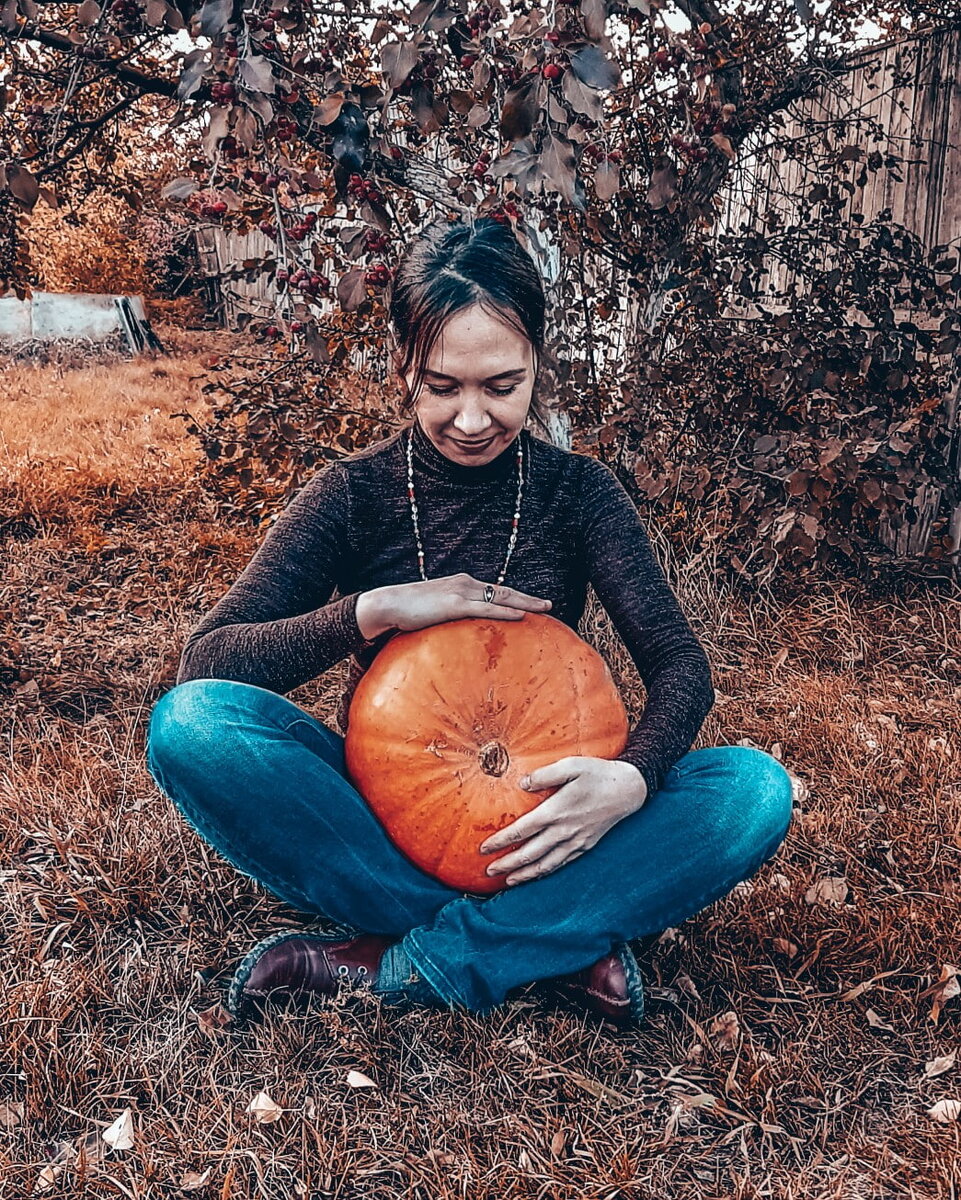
[478,740,509,777]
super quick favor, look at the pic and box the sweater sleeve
[578,457,716,799]
[175,462,383,694]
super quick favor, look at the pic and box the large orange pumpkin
[344,612,629,895]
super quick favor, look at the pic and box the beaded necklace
[406,425,526,587]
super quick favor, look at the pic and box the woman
[146,215,794,1028]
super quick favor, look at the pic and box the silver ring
[484,584,495,604]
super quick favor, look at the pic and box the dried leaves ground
[1,339,960,1197]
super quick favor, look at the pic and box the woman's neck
[408,414,526,487]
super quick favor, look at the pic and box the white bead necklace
[406,426,526,586]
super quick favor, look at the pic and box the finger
[504,842,586,887]
[467,582,552,612]
[522,757,580,792]
[479,805,554,855]
[485,829,569,878]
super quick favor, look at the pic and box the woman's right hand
[355,573,552,638]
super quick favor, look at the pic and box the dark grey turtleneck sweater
[175,416,715,799]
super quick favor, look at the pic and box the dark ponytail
[386,216,556,435]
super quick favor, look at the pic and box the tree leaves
[594,160,620,201]
[579,0,608,41]
[6,164,40,211]
[500,72,544,142]
[561,69,603,121]
[196,0,232,37]
[239,56,276,96]
[337,266,368,311]
[77,0,101,26]
[541,132,584,211]
[161,177,200,200]
[646,161,678,210]
[380,40,419,91]
[314,94,346,126]
[569,44,620,90]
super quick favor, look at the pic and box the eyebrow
[423,367,528,382]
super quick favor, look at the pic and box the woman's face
[402,303,536,465]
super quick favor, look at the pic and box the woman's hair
[385,215,558,435]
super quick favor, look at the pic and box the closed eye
[426,384,520,397]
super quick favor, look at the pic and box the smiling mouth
[451,435,495,448]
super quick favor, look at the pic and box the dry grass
[1,339,960,1198]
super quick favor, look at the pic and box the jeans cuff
[371,940,455,1010]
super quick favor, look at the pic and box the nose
[451,402,494,439]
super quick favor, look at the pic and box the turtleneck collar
[407,414,528,487]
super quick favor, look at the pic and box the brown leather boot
[227,928,396,1017]
[544,943,646,1028]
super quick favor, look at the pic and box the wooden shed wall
[716,25,961,561]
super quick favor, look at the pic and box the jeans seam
[403,929,472,1009]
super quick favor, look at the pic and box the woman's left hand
[478,757,649,887]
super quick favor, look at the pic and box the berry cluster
[365,230,390,253]
[248,8,282,32]
[217,134,245,161]
[284,211,317,241]
[211,81,236,103]
[670,134,708,162]
[693,99,737,136]
[221,34,240,59]
[347,174,386,205]
[272,114,299,140]
[652,45,687,70]
[110,0,141,30]
[246,168,284,189]
[468,5,495,36]
[583,143,623,164]
[488,199,520,223]
[470,148,493,181]
[286,267,330,296]
[255,168,289,194]
[365,263,391,286]
[398,46,442,95]
[200,200,229,218]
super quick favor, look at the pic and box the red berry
[461,54,476,68]
[290,320,304,332]
[542,63,563,81]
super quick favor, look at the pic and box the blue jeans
[145,678,794,1014]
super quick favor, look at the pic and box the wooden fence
[715,24,961,560]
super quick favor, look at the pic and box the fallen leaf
[924,1051,957,1079]
[549,1128,567,1158]
[180,1166,214,1190]
[929,966,960,1024]
[710,1010,740,1051]
[927,1098,961,1122]
[102,1108,135,1151]
[804,875,849,907]
[246,1091,284,1123]
[0,1100,24,1128]
[195,1002,233,1037]
[35,1141,75,1194]
[865,1008,894,1031]
[346,1070,378,1089]
[675,971,702,1000]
